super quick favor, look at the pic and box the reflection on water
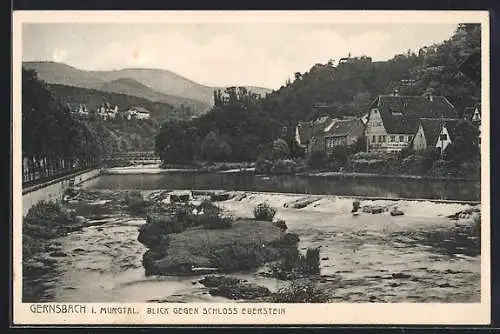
[24,189,481,303]
[93,172,480,201]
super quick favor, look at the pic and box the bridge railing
[103,151,160,161]
[22,157,101,189]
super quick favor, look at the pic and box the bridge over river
[103,151,161,165]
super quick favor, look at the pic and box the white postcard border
[12,10,491,325]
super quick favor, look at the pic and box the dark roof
[296,116,332,144]
[419,118,443,147]
[442,119,462,142]
[419,118,461,146]
[324,118,363,138]
[370,95,458,134]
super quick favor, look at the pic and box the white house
[66,103,88,116]
[412,118,460,153]
[365,91,458,153]
[126,107,151,120]
[97,102,119,119]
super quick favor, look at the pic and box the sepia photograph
[12,10,490,325]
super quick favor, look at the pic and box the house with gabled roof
[295,116,365,155]
[295,116,332,154]
[411,118,461,153]
[365,91,458,153]
[323,117,365,154]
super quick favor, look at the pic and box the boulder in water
[210,192,234,202]
[352,200,361,213]
[390,207,404,216]
[362,205,388,214]
[447,207,480,220]
[391,272,411,279]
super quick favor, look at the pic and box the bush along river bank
[22,188,481,303]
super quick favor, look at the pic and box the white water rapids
[29,191,481,303]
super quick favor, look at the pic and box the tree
[328,146,351,170]
[201,131,232,162]
[444,121,480,164]
[271,139,290,160]
[155,120,197,164]
[307,151,328,170]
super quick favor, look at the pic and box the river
[96,168,480,201]
[23,172,481,303]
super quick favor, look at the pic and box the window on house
[382,135,386,142]
[372,135,376,142]
[407,136,412,142]
[390,135,395,142]
[439,134,448,141]
[399,135,404,142]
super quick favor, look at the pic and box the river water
[26,174,481,303]
[95,169,480,201]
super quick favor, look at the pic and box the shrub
[270,246,321,279]
[307,150,328,169]
[273,219,288,231]
[195,200,233,229]
[23,201,78,239]
[328,146,351,170]
[273,279,329,303]
[422,147,441,171]
[167,200,233,230]
[297,247,321,275]
[124,190,147,214]
[144,213,186,235]
[254,203,277,221]
[255,156,273,174]
[271,139,291,160]
[271,159,296,174]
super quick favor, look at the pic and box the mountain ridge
[99,77,210,114]
[22,61,273,111]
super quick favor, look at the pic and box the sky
[22,23,458,89]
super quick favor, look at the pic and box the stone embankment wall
[22,169,102,217]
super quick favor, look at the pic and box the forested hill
[259,23,480,126]
[22,68,162,168]
[157,23,481,163]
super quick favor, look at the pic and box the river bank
[23,188,481,303]
[103,164,479,182]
